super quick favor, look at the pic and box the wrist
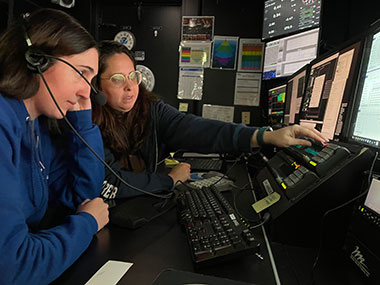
[256,127,273,147]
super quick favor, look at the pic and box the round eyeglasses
[101,71,142,87]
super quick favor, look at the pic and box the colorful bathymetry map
[212,37,238,69]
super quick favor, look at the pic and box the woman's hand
[69,95,92,111]
[252,124,327,148]
[168,162,191,185]
[77,198,109,232]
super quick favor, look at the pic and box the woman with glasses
[92,40,326,200]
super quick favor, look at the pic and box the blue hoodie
[0,94,105,284]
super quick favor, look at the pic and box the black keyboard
[177,186,260,267]
[180,158,223,171]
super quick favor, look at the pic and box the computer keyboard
[180,158,223,171]
[176,185,260,267]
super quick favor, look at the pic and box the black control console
[271,151,320,200]
[284,141,350,177]
[256,141,352,209]
[252,141,374,247]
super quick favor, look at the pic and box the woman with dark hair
[92,40,326,200]
[0,8,108,284]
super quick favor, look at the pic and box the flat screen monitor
[262,0,322,41]
[364,178,380,215]
[348,27,380,149]
[263,28,319,80]
[268,84,287,125]
[299,40,363,141]
[284,65,309,125]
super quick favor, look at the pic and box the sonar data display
[262,0,321,40]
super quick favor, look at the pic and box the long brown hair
[0,8,97,100]
[92,40,158,156]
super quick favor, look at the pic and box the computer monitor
[284,65,309,125]
[263,28,319,80]
[268,84,287,125]
[299,39,363,141]
[262,0,322,41]
[364,178,380,215]
[348,25,380,149]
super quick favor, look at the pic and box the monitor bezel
[346,22,380,150]
[283,64,310,125]
[262,27,321,80]
[267,83,287,126]
[261,0,323,42]
[298,35,365,141]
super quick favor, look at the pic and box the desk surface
[53,207,277,285]
[51,158,366,285]
[52,162,279,285]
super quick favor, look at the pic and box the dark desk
[53,162,280,285]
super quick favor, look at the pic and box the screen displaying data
[350,30,380,148]
[284,66,308,125]
[262,0,322,41]
[365,179,380,215]
[300,41,362,141]
[268,84,287,125]
[263,28,319,80]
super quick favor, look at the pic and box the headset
[21,13,174,200]
[22,14,106,106]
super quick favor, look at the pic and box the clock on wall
[136,65,155,92]
[114,30,136,50]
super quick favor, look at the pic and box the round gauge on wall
[114,30,136,50]
[136,64,155,92]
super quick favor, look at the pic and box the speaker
[343,176,380,283]
[25,48,50,73]
[51,0,75,8]
[343,212,380,283]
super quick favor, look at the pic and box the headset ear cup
[25,48,50,73]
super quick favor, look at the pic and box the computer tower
[343,176,380,284]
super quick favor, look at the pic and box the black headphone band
[22,13,50,73]
[20,13,106,105]
[24,49,50,72]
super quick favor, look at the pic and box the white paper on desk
[85,260,133,285]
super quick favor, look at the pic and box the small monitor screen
[299,40,362,141]
[263,28,319,80]
[284,66,308,125]
[364,178,380,215]
[349,29,380,148]
[268,84,287,125]
[262,0,322,41]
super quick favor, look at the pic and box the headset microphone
[42,54,107,106]
[22,13,106,106]
[26,51,107,106]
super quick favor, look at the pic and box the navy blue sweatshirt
[101,100,257,199]
[0,95,105,284]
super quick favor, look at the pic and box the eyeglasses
[101,71,142,87]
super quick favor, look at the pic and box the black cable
[231,156,270,228]
[36,65,174,200]
[207,154,243,188]
[310,151,379,285]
